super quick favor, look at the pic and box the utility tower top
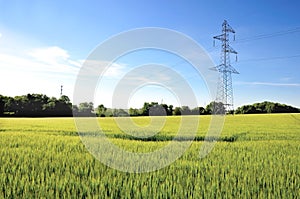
[212,20,239,113]
[60,85,63,97]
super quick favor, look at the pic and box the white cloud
[28,46,70,65]
[0,49,79,76]
[280,77,293,82]
[80,59,126,78]
[0,45,83,98]
[0,44,132,103]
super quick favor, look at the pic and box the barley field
[0,114,299,198]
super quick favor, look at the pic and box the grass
[0,114,299,198]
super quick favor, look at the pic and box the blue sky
[0,0,300,108]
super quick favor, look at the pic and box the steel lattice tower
[212,20,239,113]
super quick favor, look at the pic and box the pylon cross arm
[213,34,225,41]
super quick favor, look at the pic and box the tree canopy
[0,94,72,117]
[0,93,299,117]
[235,101,300,114]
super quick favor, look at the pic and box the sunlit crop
[0,114,299,198]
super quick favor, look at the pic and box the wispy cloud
[236,81,300,87]
[280,77,293,82]
[78,59,126,78]
[1,46,80,77]
[28,46,70,64]
[0,44,84,97]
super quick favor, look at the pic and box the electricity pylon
[212,20,239,113]
[60,85,63,97]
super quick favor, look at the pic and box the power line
[161,53,300,85]
[237,54,300,63]
[206,27,300,52]
[233,27,300,44]
[207,26,300,64]
[95,26,300,95]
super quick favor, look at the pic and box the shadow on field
[99,132,249,142]
[0,130,248,142]
[58,131,249,142]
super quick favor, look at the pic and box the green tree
[77,102,94,116]
[141,102,150,116]
[12,94,50,116]
[59,95,71,105]
[181,106,191,115]
[199,107,206,115]
[191,107,205,115]
[141,102,159,116]
[149,104,166,116]
[235,101,300,114]
[3,96,15,114]
[205,101,225,114]
[42,97,57,116]
[113,108,129,117]
[266,103,275,113]
[97,104,107,117]
[0,93,74,117]
[173,107,181,115]
[129,108,140,116]
[168,105,173,116]
[72,105,79,114]
[55,95,72,116]
[0,96,4,116]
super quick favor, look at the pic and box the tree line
[0,94,72,117]
[235,101,300,114]
[0,93,299,117]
